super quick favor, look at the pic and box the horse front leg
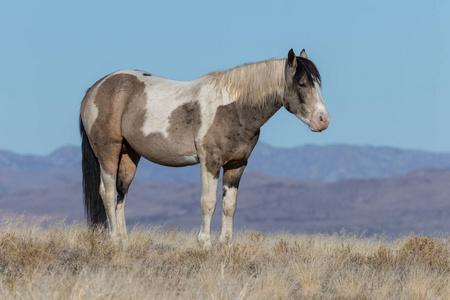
[219,160,247,244]
[197,162,220,249]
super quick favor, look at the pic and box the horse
[79,49,330,248]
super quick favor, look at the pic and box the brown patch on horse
[116,141,141,202]
[170,101,202,129]
[223,159,247,189]
[202,100,281,178]
[87,74,146,175]
[122,96,201,167]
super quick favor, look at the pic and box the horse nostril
[319,116,323,122]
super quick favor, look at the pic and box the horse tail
[79,114,107,228]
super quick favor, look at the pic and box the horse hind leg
[95,142,123,241]
[116,144,141,240]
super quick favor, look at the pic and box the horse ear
[288,49,297,68]
[300,49,308,59]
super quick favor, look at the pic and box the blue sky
[0,0,448,155]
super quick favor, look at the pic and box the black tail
[79,115,107,228]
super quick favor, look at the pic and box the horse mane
[296,57,322,87]
[211,58,286,107]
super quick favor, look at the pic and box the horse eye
[299,83,307,88]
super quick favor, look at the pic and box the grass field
[0,216,449,299]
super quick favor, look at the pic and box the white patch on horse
[181,154,199,164]
[313,81,327,113]
[83,75,111,135]
[196,81,235,141]
[99,166,119,239]
[140,77,197,138]
[220,186,238,243]
[83,100,98,136]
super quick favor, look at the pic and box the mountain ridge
[1,143,449,236]
[2,143,450,183]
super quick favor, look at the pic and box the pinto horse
[79,49,330,248]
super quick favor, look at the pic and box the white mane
[211,58,286,107]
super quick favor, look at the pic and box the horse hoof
[198,239,212,250]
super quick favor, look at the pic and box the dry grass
[0,216,449,299]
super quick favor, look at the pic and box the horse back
[81,70,206,167]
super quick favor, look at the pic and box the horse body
[80,49,330,248]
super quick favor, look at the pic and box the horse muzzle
[309,111,330,132]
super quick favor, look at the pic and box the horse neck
[210,58,286,132]
[229,94,283,138]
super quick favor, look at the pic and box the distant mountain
[248,143,450,182]
[1,170,449,236]
[0,167,80,194]
[2,143,450,182]
[1,143,449,236]
[0,146,80,170]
